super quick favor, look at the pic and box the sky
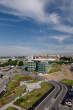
[0,0,73,56]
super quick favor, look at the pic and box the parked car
[65,100,72,107]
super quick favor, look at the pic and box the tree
[8,59,12,62]
[8,59,18,66]
[18,61,24,66]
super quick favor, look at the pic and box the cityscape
[0,0,73,110]
[0,55,73,110]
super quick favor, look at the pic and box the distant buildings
[33,55,60,62]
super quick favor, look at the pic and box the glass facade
[27,61,50,73]
[37,62,49,73]
[28,61,36,72]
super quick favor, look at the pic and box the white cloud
[37,34,70,43]
[0,46,50,56]
[0,44,73,56]
[52,35,69,43]
[0,0,73,24]
[50,24,73,34]
[0,46,36,56]
[0,0,60,24]
[59,0,73,23]
[46,44,73,54]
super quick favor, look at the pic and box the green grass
[48,69,55,74]
[12,75,26,81]
[7,75,34,91]
[13,75,33,81]
[61,79,73,86]
[14,82,52,109]
[48,63,61,74]
[5,106,17,110]
[7,80,18,91]
[11,85,26,97]
[0,74,34,107]
[13,72,19,74]
[0,85,26,107]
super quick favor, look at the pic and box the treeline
[0,59,24,67]
[0,59,18,67]
[55,57,73,65]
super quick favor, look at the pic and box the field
[61,79,73,86]
[48,63,62,74]
[14,82,52,109]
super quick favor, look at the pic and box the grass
[14,82,52,109]
[48,63,61,74]
[0,85,26,107]
[13,71,19,74]
[32,71,38,75]
[7,80,19,91]
[7,75,34,91]
[13,75,33,81]
[61,79,73,86]
[0,74,35,107]
[48,69,56,74]
[12,75,27,81]
[5,106,17,110]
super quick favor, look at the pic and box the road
[52,83,68,110]
[35,81,63,110]
[35,81,68,110]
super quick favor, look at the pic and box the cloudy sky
[0,0,73,56]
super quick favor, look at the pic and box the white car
[65,101,72,107]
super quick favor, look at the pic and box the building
[27,61,36,72]
[27,59,51,73]
[37,61,50,73]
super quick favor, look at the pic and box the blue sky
[0,0,73,56]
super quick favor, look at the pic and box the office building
[27,61,36,72]
[27,60,51,73]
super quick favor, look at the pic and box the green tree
[8,59,12,62]
[8,59,18,66]
[18,61,24,66]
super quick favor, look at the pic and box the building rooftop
[32,58,56,62]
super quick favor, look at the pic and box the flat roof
[32,58,56,61]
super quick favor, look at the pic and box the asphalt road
[53,83,68,110]
[35,81,62,110]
